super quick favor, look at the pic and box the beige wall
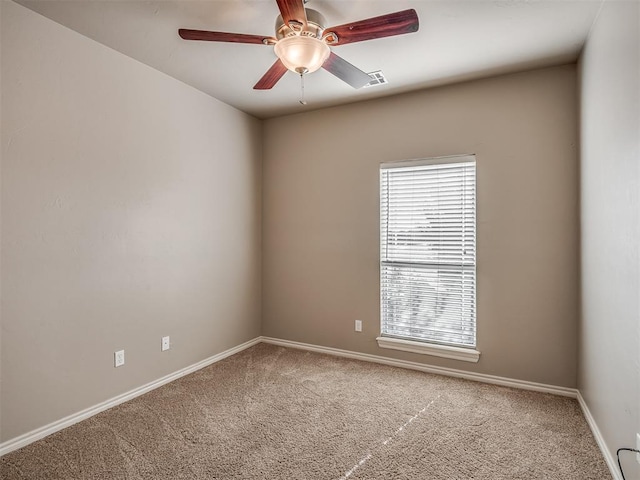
[578,0,640,476]
[263,65,580,387]
[1,1,262,442]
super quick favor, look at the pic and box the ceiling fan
[178,0,419,91]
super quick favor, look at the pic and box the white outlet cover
[355,320,362,332]
[162,336,170,351]
[114,350,125,367]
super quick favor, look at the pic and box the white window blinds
[380,155,476,348]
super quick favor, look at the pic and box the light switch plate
[162,336,170,351]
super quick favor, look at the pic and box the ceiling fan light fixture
[274,36,330,74]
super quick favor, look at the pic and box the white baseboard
[0,337,262,457]
[577,392,622,480]
[261,336,578,398]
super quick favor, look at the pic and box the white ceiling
[17,0,603,119]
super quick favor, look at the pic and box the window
[377,155,479,362]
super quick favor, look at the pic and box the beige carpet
[1,344,610,479]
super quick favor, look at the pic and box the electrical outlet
[355,320,362,332]
[636,432,640,464]
[114,350,125,368]
[162,336,170,351]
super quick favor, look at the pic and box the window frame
[376,154,480,363]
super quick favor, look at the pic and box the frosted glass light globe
[274,36,330,74]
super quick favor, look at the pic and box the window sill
[376,336,480,363]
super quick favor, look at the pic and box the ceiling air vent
[364,70,388,88]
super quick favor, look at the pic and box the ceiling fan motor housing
[275,8,327,40]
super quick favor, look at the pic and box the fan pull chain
[299,72,307,105]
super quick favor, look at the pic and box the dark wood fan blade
[276,0,307,27]
[322,52,371,89]
[254,59,289,90]
[179,29,276,45]
[323,9,419,46]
